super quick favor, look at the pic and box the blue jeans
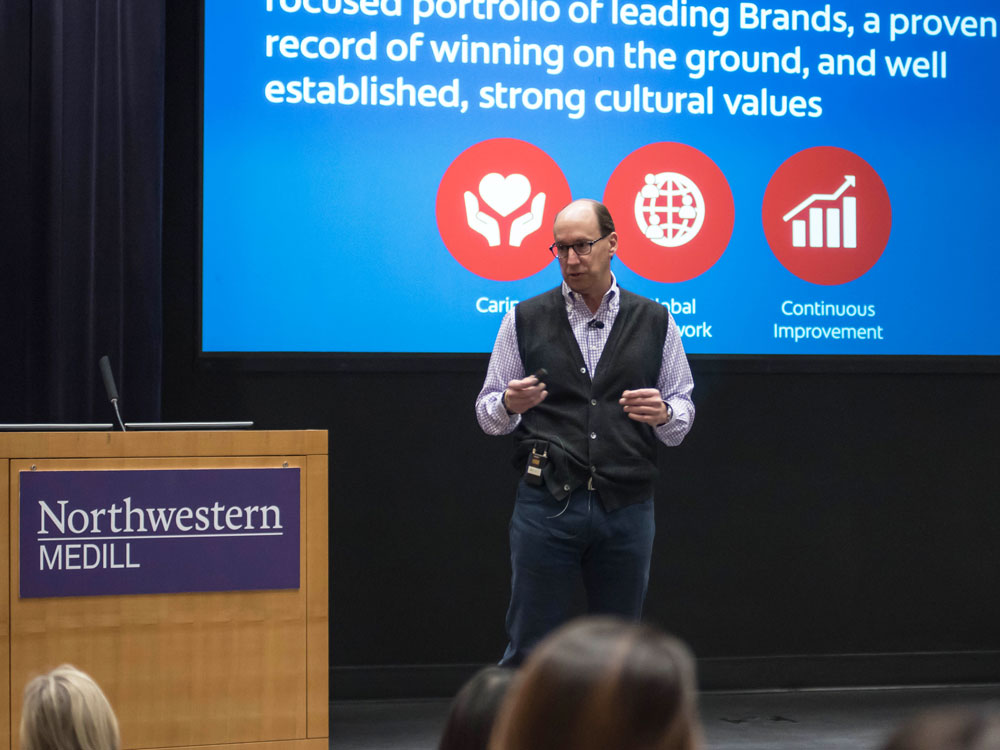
[500,479,656,666]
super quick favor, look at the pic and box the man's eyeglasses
[548,233,611,259]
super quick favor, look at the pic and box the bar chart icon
[783,175,857,249]
[763,147,890,285]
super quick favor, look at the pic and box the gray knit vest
[512,287,669,511]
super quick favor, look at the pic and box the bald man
[475,199,695,665]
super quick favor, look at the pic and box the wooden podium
[1,430,328,750]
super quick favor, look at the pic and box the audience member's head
[20,665,121,750]
[883,707,1000,750]
[488,616,701,750]
[439,666,516,750]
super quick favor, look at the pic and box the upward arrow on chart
[783,175,856,222]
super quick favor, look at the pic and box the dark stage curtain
[0,0,164,423]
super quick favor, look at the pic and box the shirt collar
[561,272,619,312]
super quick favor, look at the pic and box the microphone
[99,356,118,401]
[587,319,605,329]
[98,356,126,431]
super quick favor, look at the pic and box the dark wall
[164,4,1000,691]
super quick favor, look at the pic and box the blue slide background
[203,0,999,354]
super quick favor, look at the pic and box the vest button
[563,484,571,492]
[579,367,586,374]
[590,465,597,473]
[590,399,597,406]
[590,432,597,440]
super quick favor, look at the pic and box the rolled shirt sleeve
[475,310,524,436]
[653,314,695,447]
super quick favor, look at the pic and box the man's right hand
[503,374,548,414]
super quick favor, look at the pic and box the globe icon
[634,172,705,248]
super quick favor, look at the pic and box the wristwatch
[661,402,673,425]
[502,390,515,415]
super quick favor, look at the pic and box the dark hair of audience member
[488,616,701,750]
[20,664,121,750]
[439,666,516,750]
[883,707,1000,750]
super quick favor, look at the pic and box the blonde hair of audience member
[20,665,121,750]
[489,617,701,750]
[883,707,1000,750]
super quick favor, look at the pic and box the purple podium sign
[19,468,300,598]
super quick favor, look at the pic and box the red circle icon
[762,147,891,285]
[603,142,734,283]
[436,139,571,281]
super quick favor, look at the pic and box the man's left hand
[620,389,669,425]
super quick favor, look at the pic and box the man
[475,198,695,665]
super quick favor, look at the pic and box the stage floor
[331,684,1000,750]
